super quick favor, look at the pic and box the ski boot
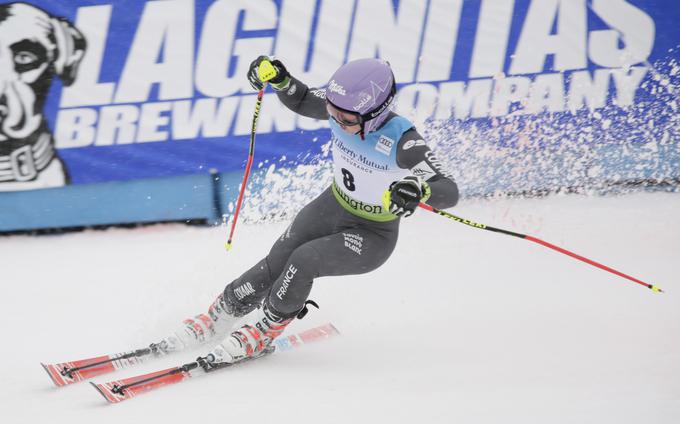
[201,301,318,369]
[150,292,244,356]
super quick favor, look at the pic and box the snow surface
[1,191,679,423]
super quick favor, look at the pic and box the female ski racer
[156,56,459,365]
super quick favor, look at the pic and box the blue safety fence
[0,171,247,232]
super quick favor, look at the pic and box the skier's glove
[247,56,290,91]
[383,176,431,218]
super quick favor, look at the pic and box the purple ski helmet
[326,58,397,137]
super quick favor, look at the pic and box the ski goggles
[326,102,362,127]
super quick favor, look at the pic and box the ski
[91,322,339,404]
[42,311,231,387]
[41,345,164,387]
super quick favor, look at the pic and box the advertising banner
[1,0,678,197]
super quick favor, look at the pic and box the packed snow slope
[1,192,678,424]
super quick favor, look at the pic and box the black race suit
[224,76,459,317]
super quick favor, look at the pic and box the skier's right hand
[383,176,431,218]
[247,56,290,91]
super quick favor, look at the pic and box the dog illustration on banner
[0,2,86,191]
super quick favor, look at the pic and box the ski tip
[40,363,58,386]
[90,382,119,404]
[90,382,109,402]
[41,362,65,387]
[327,322,340,336]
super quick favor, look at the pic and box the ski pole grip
[258,60,277,83]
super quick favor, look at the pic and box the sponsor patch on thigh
[343,232,363,255]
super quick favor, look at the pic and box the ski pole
[418,203,664,293]
[225,60,278,251]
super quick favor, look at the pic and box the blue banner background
[5,0,679,194]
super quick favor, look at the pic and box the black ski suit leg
[267,215,400,316]
[223,188,349,312]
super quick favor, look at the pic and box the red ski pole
[224,89,260,250]
[418,203,664,293]
[225,60,278,251]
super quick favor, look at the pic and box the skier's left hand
[383,176,431,217]
[246,55,290,91]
